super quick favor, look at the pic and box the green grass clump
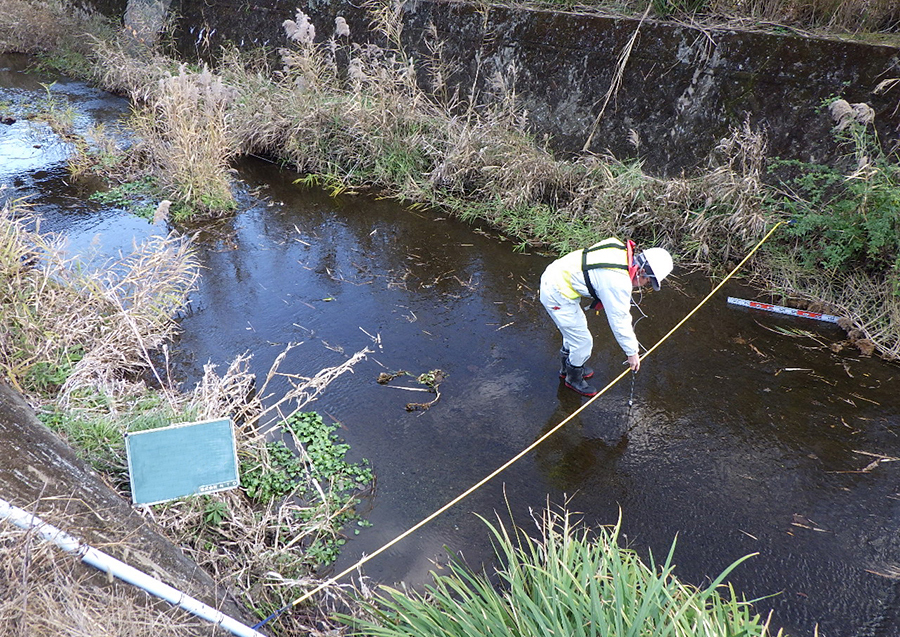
[770,113,900,279]
[347,507,776,637]
[38,390,201,486]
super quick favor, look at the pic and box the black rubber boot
[564,361,598,396]
[559,349,593,379]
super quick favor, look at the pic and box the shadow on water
[3,54,899,637]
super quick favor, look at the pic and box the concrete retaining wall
[148,0,900,176]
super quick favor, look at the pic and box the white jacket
[543,244,639,357]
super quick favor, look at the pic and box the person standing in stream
[539,237,673,396]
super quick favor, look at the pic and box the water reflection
[3,55,900,637]
[533,386,630,492]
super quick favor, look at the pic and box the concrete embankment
[151,0,900,176]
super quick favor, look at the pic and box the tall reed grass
[346,505,778,637]
[0,199,199,398]
[11,0,895,358]
[574,0,900,37]
[127,65,238,215]
[0,0,113,58]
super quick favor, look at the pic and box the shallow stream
[2,54,898,637]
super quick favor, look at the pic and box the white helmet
[638,248,673,291]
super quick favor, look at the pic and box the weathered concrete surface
[151,0,900,177]
[0,382,249,627]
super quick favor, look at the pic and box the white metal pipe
[0,497,266,637]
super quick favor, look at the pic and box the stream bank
[3,32,900,637]
[157,0,900,177]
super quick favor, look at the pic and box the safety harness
[582,238,636,310]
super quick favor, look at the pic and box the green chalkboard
[125,418,239,505]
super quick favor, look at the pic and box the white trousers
[539,272,592,367]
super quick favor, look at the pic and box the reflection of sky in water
[49,212,161,263]
[3,53,900,637]
[0,54,152,262]
[0,120,72,177]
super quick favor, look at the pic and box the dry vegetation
[0,0,899,633]
[0,0,111,55]
[123,348,370,635]
[0,198,199,399]
[562,0,900,41]
[0,522,221,637]
[0,193,371,635]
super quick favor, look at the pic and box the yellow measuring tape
[276,220,785,615]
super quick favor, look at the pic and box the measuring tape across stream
[254,220,788,630]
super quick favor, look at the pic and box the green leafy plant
[33,46,94,79]
[771,123,900,279]
[89,175,159,211]
[240,439,305,501]
[650,0,709,19]
[202,498,229,527]
[285,411,374,496]
[30,81,77,135]
[23,345,83,394]
[344,506,775,637]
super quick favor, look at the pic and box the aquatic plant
[344,504,778,637]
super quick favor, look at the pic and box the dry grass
[0,521,219,637]
[127,65,238,215]
[138,346,371,634]
[761,258,900,360]
[709,0,900,34]
[0,0,111,55]
[0,199,199,400]
[71,32,240,217]
[589,0,900,37]
[47,344,372,634]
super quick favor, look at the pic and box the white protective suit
[539,238,639,367]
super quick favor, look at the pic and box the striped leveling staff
[727,297,841,323]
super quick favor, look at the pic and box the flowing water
[2,54,899,637]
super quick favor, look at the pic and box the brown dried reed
[127,65,238,214]
[761,256,900,361]
[0,200,199,400]
[0,0,111,56]
[0,521,216,637]
[142,346,371,634]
